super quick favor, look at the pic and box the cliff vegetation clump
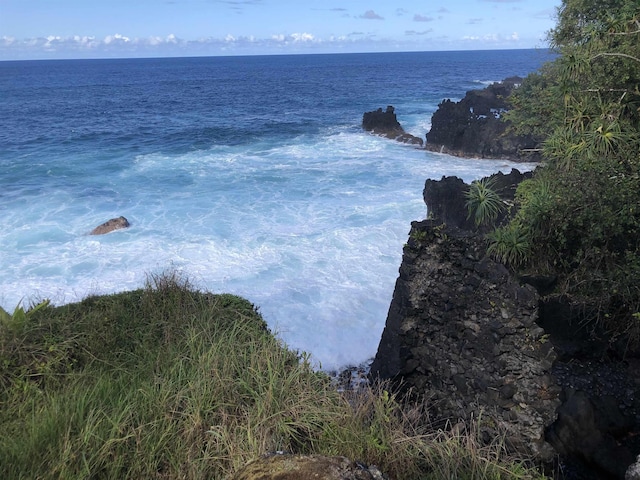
[0,272,545,479]
[497,0,640,345]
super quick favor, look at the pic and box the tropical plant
[465,177,505,227]
[0,299,50,333]
[487,222,531,269]
[498,0,640,339]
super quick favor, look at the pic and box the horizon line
[0,46,553,63]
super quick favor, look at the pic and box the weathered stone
[423,169,532,232]
[373,172,640,474]
[546,390,637,478]
[369,219,560,462]
[89,216,130,235]
[232,453,387,480]
[626,454,640,480]
[425,77,542,160]
[362,106,424,146]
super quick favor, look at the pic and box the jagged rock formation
[362,106,424,146]
[425,77,541,160]
[370,218,560,461]
[540,296,640,479]
[423,168,532,232]
[89,216,130,235]
[371,172,640,478]
[232,454,386,480]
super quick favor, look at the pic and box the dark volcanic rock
[370,219,560,461]
[373,173,640,477]
[425,77,541,160]
[90,216,130,235]
[541,295,640,479]
[362,106,424,146]
[423,168,532,231]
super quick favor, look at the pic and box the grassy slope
[0,274,546,479]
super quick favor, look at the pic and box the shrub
[465,177,506,227]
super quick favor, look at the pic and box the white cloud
[44,35,62,49]
[290,32,314,42]
[462,32,521,43]
[104,33,131,45]
[1,36,16,46]
[360,10,384,20]
[0,23,539,60]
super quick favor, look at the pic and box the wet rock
[362,106,424,146]
[89,216,130,235]
[425,77,541,160]
[232,453,387,480]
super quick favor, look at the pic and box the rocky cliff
[425,77,541,161]
[370,217,560,461]
[362,106,424,146]
[371,172,640,479]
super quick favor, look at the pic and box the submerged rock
[232,453,386,480]
[89,216,130,235]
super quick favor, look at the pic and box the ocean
[0,49,552,370]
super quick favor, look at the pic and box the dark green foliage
[487,222,531,269]
[500,0,640,340]
[504,65,565,141]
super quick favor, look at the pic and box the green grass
[0,272,547,479]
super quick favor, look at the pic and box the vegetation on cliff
[496,0,640,342]
[0,273,544,479]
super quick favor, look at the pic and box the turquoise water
[0,50,551,369]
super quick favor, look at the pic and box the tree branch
[590,52,640,65]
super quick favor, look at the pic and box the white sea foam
[473,79,501,86]
[0,128,534,370]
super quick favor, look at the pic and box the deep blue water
[0,49,552,369]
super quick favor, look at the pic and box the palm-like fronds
[487,222,532,268]
[465,178,505,227]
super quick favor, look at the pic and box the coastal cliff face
[370,218,560,461]
[425,77,541,161]
[371,172,640,478]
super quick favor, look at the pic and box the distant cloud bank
[0,29,543,60]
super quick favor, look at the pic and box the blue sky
[0,0,560,60]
